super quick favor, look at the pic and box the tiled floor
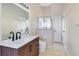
[39,43,69,56]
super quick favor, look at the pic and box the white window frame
[37,16,52,30]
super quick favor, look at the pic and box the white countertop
[0,35,39,49]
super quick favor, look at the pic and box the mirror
[1,3,29,40]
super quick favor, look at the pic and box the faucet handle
[8,37,11,39]
[19,36,21,39]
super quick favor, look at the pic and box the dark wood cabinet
[0,37,39,56]
[0,47,1,56]
[17,43,30,56]
[31,37,39,56]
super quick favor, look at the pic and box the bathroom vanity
[0,35,39,56]
[0,47,1,56]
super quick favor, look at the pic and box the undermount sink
[2,39,14,43]
[2,34,26,43]
[2,36,29,44]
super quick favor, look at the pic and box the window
[38,16,51,29]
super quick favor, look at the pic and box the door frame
[51,16,63,44]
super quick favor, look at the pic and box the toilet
[39,40,47,52]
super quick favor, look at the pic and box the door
[52,16,62,43]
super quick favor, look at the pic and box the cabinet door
[17,37,39,56]
[0,46,1,56]
[18,43,30,56]
[31,37,39,56]
[1,46,17,56]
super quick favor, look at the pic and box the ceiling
[40,3,52,7]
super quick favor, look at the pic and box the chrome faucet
[10,31,15,41]
[16,32,21,40]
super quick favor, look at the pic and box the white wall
[50,4,63,16]
[1,4,29,40]
[29,4,42,35]
[30,4,43,18]
[42,7,51,16]
[30,3,79,55]
[30,4,52,46]
[30,3,63,46]
[63,4,79,55]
